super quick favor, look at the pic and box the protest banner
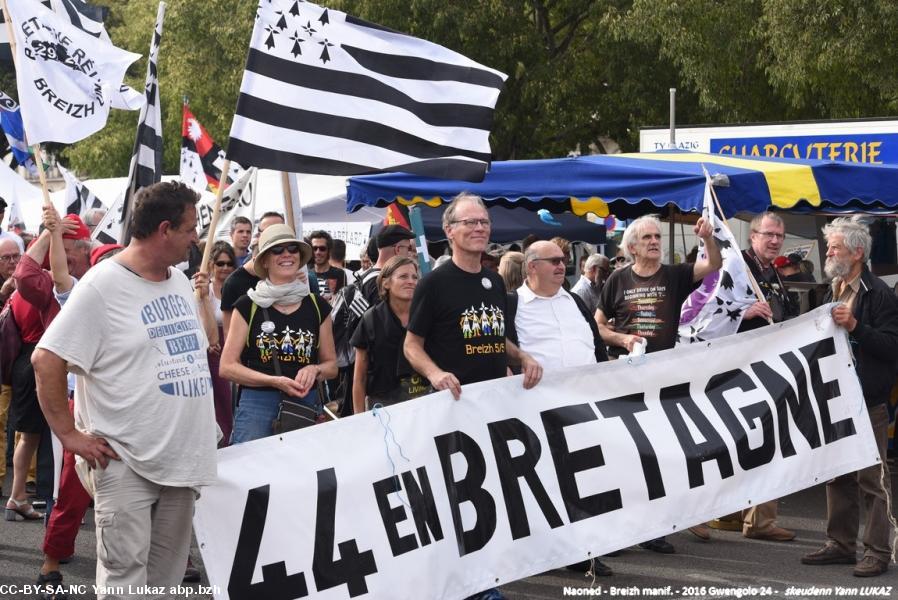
[194,305,878,600]
[301,222,373,261]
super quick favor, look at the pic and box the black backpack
[331,268,380,367]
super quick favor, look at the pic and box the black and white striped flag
[227,0,507,182]
[59,164,107,218]
[120,2,166,244]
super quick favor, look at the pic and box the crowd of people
[0,185,896,600]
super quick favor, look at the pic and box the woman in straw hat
[221,224,337,443]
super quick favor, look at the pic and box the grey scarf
[248,275,310,308]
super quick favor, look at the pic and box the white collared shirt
[515,282,595,371]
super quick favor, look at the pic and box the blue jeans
[231,388,319,444]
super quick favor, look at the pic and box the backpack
[331,268,380,367]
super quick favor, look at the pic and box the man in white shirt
[514,241,606,369]
[511,241,613,576]
[31,182,218,597]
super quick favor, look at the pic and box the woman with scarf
[220,224,337,444]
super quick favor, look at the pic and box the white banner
[196,168,258,241]
[194,306,878,600]
[301,222,373,262]
[8,0,141,144]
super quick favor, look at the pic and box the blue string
[372,404,411,509]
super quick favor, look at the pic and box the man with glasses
[741,212,798,329]
[571,253,611,314]
[404,193,542,600]
[718,212,801,542]
[0,238,20,309]
[309,230,347,302]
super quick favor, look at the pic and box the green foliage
[5,0,898,177]
[63,0,255,177]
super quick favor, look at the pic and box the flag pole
[196,158,231,296]
[705,176,773,325]
[280,172,296,228]
[0,0,53,209]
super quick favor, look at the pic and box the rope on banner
[371,404,411,508]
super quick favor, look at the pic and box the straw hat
[254,224,312,279]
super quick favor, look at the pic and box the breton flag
[0,90,37,175]
[677,169,756,344]
[5,0,141,145]
[227,0,507,182]
[181,103,244,194]
[91,191,125,245]
[58,164,106,219]
[120,2,166,245]
[48,0,145,110]
[0,157,42,235]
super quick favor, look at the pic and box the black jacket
[823,267,898,407]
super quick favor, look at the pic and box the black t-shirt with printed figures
[407,262,513,385]
[597,263,694,357]
[234,293,331,391]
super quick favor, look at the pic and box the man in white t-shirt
[32,182,217,597]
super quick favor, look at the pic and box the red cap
[62,214,91,240]
[90,243,123,266]
[772,256,789,269]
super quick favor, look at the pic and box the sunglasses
[270,243,302,255]
[312,246,329,253]
[532,257,566,266]
[214,260,234,268]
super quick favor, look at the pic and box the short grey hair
[750,212,784,232]
[620,215,662,262]
[584,253,609,272]
[442,192,487,229]
[823,217,871,262]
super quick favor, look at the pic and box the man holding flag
[596,213,721,551]
[718,212,799,542]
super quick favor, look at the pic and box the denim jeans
[231,387,319,445]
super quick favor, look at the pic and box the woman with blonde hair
[221,225,338,442]
[498,251,524,291]
[351,256,428,411]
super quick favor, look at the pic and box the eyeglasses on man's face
[312,245,329,253]
[531,256,566,266]
[753,230,785,241]
[0,253,21,264]
[394,242,414,253]
[451,218,491,229]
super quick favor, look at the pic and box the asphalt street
[2,468,897,600]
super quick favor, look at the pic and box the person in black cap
[361,224,416,304]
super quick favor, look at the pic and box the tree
[62,0,256,177]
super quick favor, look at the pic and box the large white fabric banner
[194,305,878,600]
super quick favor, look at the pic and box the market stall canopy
[415,203,606,244]
[347,151,898,218]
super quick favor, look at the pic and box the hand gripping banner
[194,305,879,599]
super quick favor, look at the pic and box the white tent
[14,169,383,234]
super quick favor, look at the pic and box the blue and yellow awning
[347,150,898,217]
